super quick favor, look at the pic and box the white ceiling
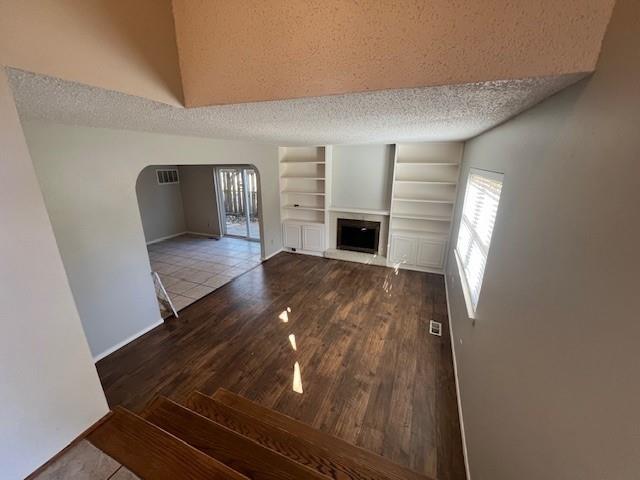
[7,68,586,145]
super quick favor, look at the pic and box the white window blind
[455,169,503,316]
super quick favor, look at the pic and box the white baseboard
[444,272,472,480]
[186,231,221,239]
[284,248,324,257]
[146,231,187,245]
[93,319,164,363]
[263,248,284,261]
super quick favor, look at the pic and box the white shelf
[281,176,326,180]
[281,159,325,164]
[393,197,454,204]
[329,206,390,215]
[390,228,449,237]
[282,218,325,225]
[396,161,459,166]
[281,190,326,196]
[283,205,325,212]
[394,180,457,185]
[392,213,451,222]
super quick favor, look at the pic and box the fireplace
[337,218,381,254]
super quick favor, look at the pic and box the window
[455,168,503,318]
[156,169,179,185]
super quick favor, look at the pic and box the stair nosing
[144,395,332,480]
[211,388,433,480]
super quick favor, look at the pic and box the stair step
[143,396,329,480]
[212,388,432,480]
[186,391,397,480]
[87,407,247,480]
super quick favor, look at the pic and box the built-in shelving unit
[387,142,463,273]
[279,146,327,225]
[279,146,331,254]
[279,142,462,272]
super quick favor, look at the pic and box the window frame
[454,168,504,319]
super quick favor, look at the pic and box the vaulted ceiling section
[0,0,615,109]
[171,0,615,107]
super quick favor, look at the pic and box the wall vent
[429,320,442,336]
[156,169,179,185]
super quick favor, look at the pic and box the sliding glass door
[216,167,260,240]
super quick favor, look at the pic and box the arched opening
[135,164,264,316]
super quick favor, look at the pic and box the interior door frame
[213,165,261,242]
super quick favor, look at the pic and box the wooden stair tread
[87,407,247,480]
[212,389,433,480]
[143,396,328,480]
[186,391,392,480]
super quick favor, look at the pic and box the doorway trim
[213,164,263,244]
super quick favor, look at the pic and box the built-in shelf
[283,205,325,212]
[396,161,460,166]
[281,159,326,164]
[329,206,390,216]
[392,213,451,222]
[394,180,457,185]
[281,176,325,180]
[393,197,455,204]
[390,228,449,237]
[281,218,325,225]
[281,190,326,196]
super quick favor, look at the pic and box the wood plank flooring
[96,253,466,480]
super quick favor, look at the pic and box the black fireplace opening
[337,218,381,254]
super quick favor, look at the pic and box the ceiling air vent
[156,169,179,185]
[429,320,442,337]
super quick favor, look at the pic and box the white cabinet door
[302,224,325,252]
[283,223,301,249]
[389,235,418,265]
[416,238,446,268]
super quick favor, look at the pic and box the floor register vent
[429,320,442,337]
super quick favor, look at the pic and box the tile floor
[148,234,262,314]
[32,440,139,480]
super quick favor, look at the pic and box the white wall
[22,122,280,358]
[136,165,186,242]
[179,165,222,237]
[331,144,393,211]
[446,1,640,478]
[0,71,108,479]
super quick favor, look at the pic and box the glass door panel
[217,167,260,240]
[245,168,260,240]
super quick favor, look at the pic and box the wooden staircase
[88,388,434,480]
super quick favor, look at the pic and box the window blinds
[455,169,503,312]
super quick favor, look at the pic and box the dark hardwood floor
[96,253,466,480]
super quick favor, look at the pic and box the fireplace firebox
[337,218,380,254]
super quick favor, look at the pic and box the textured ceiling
[8,68,586,145]
[0,0,182,105]
[172,0,613,106]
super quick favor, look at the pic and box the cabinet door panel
[390,235,418,265]
[416,239,446,268]
[283,223,301,249]
[302,224,325,252]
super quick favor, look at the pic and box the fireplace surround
[336,218,381,254]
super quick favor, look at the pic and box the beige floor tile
[32,440,120,480]
[169,294,194,311]
[193,261,228,274]
[172,267,214,284]
[203,274,234,289]
[152,262,182,275]
[158,274,181,288]
[166,279,199,295]
[183,284,215,300]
